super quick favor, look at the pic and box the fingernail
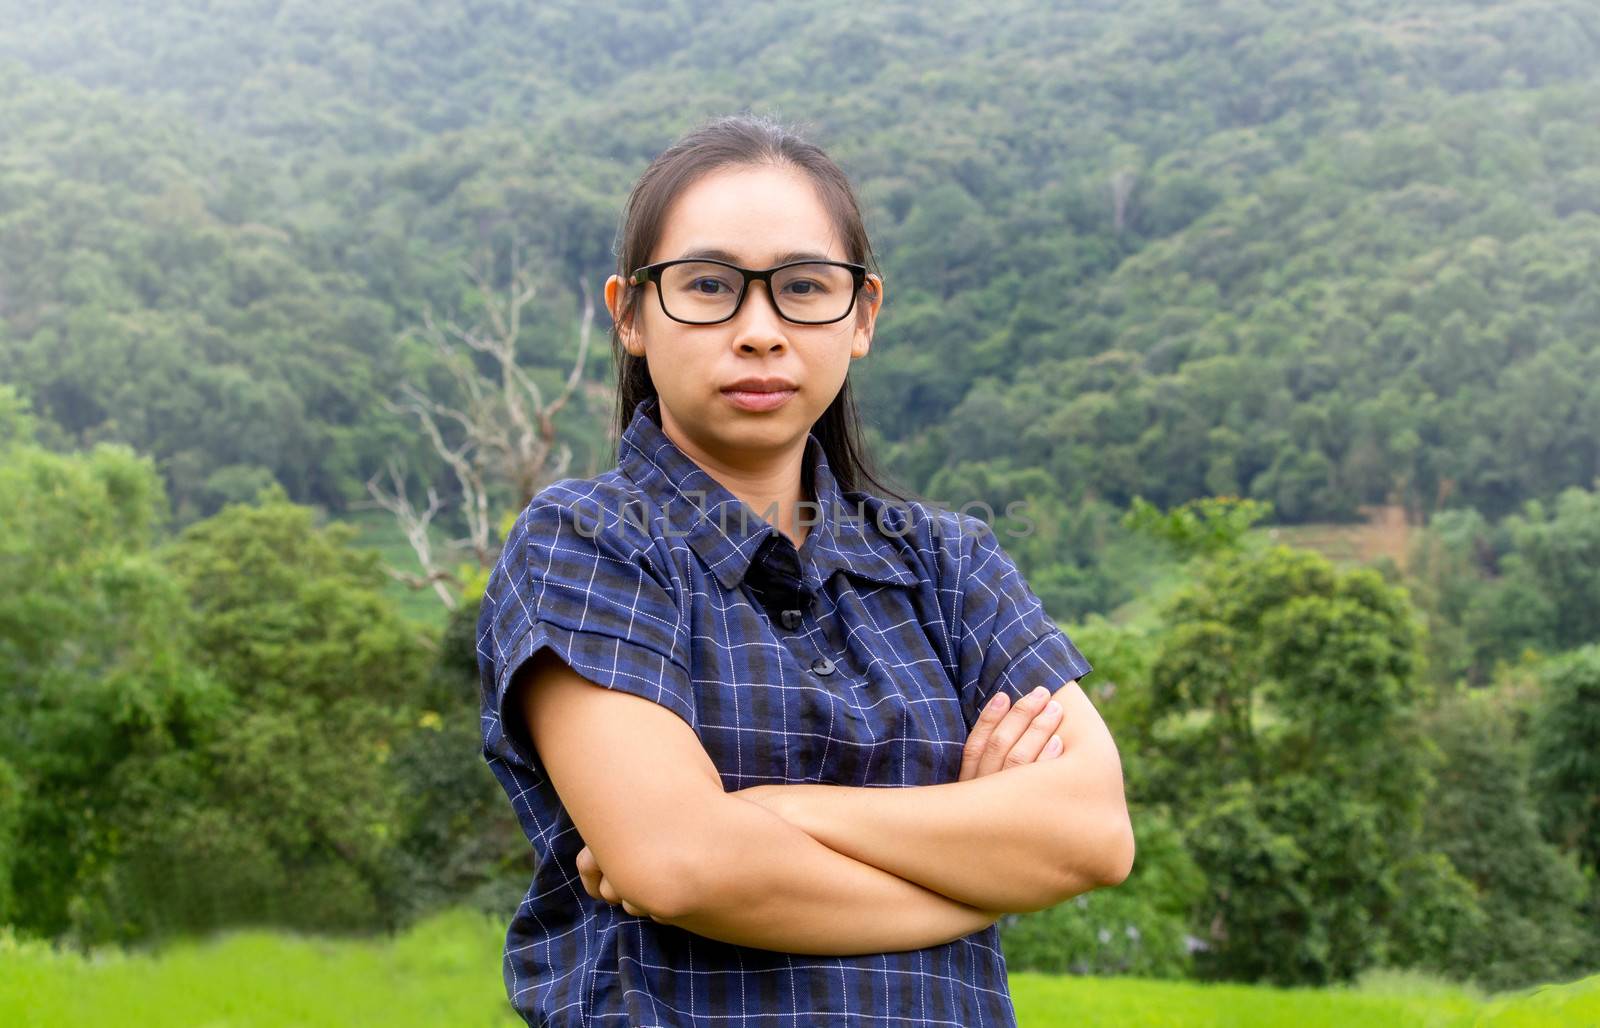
[1030,686,1049,701]
[987,692,1007,710]
[1046,736,1064,757]
[1045,700,1061,716]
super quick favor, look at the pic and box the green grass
[3,910,1595,1026]
[1009,968,1485,1027]
[1,909,520,1028]
[335,506,457,632]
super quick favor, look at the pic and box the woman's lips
[721,387,797,412]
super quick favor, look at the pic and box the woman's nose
[735,283,787,350]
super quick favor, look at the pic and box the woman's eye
[690,278,731,294]
[785,279,826,295]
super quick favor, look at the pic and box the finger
[576,845,603,901]
[959,691,1011,781]
[1001,699,1064,771]
[598,874,621,906]
[621,898,647,917]
[979,685,1053,777]
[977,685,1050,776]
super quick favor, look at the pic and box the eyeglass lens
[659,262,855,323]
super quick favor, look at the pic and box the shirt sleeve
[946,513,1092,731]
[475,490,695,772]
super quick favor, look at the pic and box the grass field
[1263,504,1416,573]
[4,909,1596,1027]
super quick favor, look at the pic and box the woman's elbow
[1098,812,1136,886]
[1047,803,1135,902]
[608,843,708,922]
[622,795,756,920]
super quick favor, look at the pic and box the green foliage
[986,492,1159,622]
[1147,547,1427,789]
[0,757,20,923]
[1502,490,1600,652]
[1410,486,1600,684]
[1124,496,1273,559]
[0,382,37,446]
[159,482,433,710]
[1415,681,1596,991]
[1182,775,1418,985]
[1530,646,1600,876]
[108,483,442,939]
[384,599,527,921]
[0,431,453,943]
[1139,546,1453,986]
[0,410,223,940]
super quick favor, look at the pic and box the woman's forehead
[654,164,845,265]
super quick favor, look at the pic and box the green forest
[2,0,1597,1015]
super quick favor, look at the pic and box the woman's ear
[852,274,884,358]
[605,275,645,356]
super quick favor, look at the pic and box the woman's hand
[958,685,1065,781]
[575,843,655,919]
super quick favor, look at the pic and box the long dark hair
[608,112,910,503]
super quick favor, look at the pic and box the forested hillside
[5,0,1598,538]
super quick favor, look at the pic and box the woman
[476,113,1134,1027]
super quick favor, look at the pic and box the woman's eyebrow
[678,246,834,265]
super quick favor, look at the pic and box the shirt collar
[618,394,918,594]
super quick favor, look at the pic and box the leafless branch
[368,243,598,612]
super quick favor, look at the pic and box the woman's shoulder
[842,491,997,586]
[849,492,980,540]
[508,469,669,573]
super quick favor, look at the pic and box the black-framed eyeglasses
[629,257,868,325]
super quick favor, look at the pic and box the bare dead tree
[364,458,459,608]
[1108,143,1143,235]
[1110,167,1138,234]
[364,244,596,611]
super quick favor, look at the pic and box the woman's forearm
[653,791,1001,955]
[743,742,1133,913]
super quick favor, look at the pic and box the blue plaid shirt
[477,394,1091,1027]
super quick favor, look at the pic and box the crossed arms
[513,648,1135,957]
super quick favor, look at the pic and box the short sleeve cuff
[987,626,1093,710]
[487,619,696,770]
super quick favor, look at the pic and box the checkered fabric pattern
[477,393,1092,1027]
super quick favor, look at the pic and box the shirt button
[779,609,804,630]
[810,656,836,676]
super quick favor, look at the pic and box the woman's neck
[657,407,814,549]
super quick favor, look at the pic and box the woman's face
[605,163,884,469]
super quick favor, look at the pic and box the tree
[0,396,219,941]
[131,482,439,938]
[1531,646,1600,877]
[1504,488,1600,652]
[1123,495,1273,560]
[1140,545,1458,985]
[1419,677,1595,990]
[367,243,597,611]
